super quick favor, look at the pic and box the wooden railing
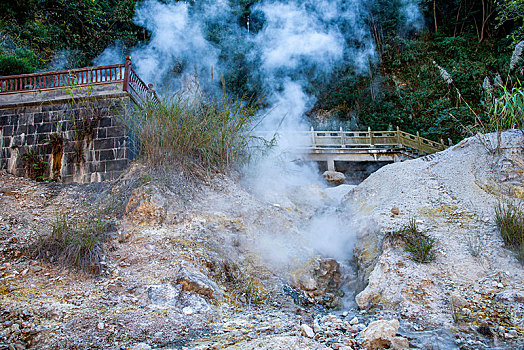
[0,56,159,106]
[297,127,448,155]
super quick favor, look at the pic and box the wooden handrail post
[310,126,315,148]
[123,56,131,92]
[396,126,401,146]
[368,127,373,146]
[147,83,154,100]
[340,127,344,147]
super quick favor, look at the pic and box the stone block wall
[0,96,134,183]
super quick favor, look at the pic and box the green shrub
[495,200,524,263]
[33,214,111,274]
[127,92,259,175]
[0,49,38,75]
[21,149,48,181]
[390,218,436,263]
[472,83,524,153]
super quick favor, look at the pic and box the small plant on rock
[466,232,482,258]
[495,200,524,263]
[390,218,436,263]
[21,149,48,181]
[237,276,269,306]
[218,261,269,306]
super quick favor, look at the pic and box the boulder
[300,324,315,338]
[175,265,224,302]
[298,275,318,291]
[495,289,524,304]
[147,284,181,306]
[391,206,400,215]
[323,171,346,185]
[129,343,152,350]
[314,258,342,293]
[361,319,409,350]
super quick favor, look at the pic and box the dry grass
[33,213,112,274]
[495,200,524,263]
[126,92,261,176]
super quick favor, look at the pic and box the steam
[252,0,345,133]
[400,0,424,30]
[131,0,221,88]
[255,2,344,73]
[93,0,425,274]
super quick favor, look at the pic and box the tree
[496,0,524,46]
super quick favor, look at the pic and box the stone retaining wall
[0,94,134,183]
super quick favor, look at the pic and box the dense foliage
[1,0,523,141]
[0,0,142,72]
[312,0,524,141]
[497,0,524,45]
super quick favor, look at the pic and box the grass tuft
[126,91,261,176]
[33,213,112,274]
[495,200,524,263]
[216,261,269,306]
[390,218,436,263]
[21,149,48,181]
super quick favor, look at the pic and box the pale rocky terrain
[0,131,523,350]
[348,131,524,346]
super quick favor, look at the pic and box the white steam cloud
[400,0,424,30]
[240,0,359,271]
[255,2,344,73]
[131,0,220,87]
[93,0,424,278]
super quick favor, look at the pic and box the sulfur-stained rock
[125,186,167,224]
[314,258,342,293]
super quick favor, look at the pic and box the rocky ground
[0,131,523,350]
[348,131,524,348]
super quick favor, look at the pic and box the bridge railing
[302,127,447,155]
[126,64,160,108]
[0,56,160,106]
[0,64,126,93]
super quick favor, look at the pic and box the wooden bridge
[293,127,449,171]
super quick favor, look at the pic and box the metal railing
[0,56,159,106]
[126,64,160,107]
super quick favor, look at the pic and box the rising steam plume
[96,0,423,265]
